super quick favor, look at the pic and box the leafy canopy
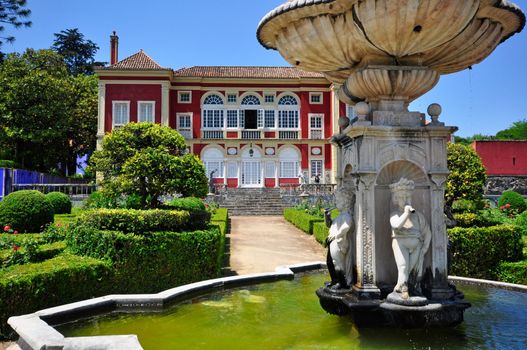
[90,123,208,208]
[52,28,102,75]
[446,143,487,206]
[0,49,97,174]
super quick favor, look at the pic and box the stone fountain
[258,0,525,327]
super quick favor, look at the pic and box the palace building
[95,33,350,188]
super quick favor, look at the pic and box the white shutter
[257,109,264,129]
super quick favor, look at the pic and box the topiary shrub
[45,192,72,214]
[164,197,206,211]
[515,211,527,235]
[498,191,526,214]
[0,190,54,233]
[451,199,480,213]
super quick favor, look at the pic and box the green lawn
[54,207,82,225]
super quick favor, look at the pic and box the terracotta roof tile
[105,50,168,70]
[173,66,325,79]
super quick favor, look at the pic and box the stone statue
[324,183,355,290]
[389,178,431,299]
[208,169,217,194]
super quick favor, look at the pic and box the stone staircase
[219,188,287,216]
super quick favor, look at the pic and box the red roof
[173,66,325,79]
[104,50,168,70]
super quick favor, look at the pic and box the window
[227,161,238,178]
[202,148,224,178]
[280,161,299,178]
[138,101,155,123]
[311,160,323,178]
[203,94,224,105]
[241,95,261,105]
[310,114,323,139]
[278,111,299,129]
[202,110,224,128]
[226,110,238,128]
[310,92,323,104]
[278,95,298,106]
[177,113,192,139]
[264,110,275,128]
[227,94,237,103]
[265,161,275,178]
[279,147,300,178]
[112,101,129,128]
[264,94,275,103]
[178,91,191,103]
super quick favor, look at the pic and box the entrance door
[241,161,261,187]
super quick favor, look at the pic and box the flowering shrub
[498,191,526,217]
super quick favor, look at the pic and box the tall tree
[0,49,97,174]
[0,0,31,60]
[52,28,101,75]
[495,119,527,140]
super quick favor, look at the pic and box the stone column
[97,82,106,151]
[161,82,170,127]
[353,173,381,298]
[429,173,452,299]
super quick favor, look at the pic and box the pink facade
[472,141,527,176]
[96,42,348,188]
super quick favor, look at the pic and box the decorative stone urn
[258,0,524,327]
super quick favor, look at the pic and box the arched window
[278,95,298,106]
[278,95,299,129]
[202,148,224,179]
[203,94,224,105]
[241,95,261,105]
[202,94,224,129]
[279,147,300,178]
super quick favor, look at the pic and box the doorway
[244,110,258,129]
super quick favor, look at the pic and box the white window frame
[137,101,155,123]
[178,91,192,104]
[264,110,276,129]
[309,113,324,139]
[226,110,238,129]
[227,161,238,178]
[265,161,276,178]
[202,109,224,129]
[227,93,237,104]
[176,113,192,138]
[309,92,323,104]
[310,159,324,178]
[280,161,299,178]
[264,93,275,104]
[112,101,130,129]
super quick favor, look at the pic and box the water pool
[57,272,527,350]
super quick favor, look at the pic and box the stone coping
[449,276,527,293]
[8,262,326,350]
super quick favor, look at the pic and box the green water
[57,272,527,350]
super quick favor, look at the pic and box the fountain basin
[8,263,527,349]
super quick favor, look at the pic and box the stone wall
[485,176,527,195]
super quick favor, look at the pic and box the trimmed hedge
[283,208,324,235]
[45,192,72,214]
[0,254,112,338]
[313,222,329,246]
[66,224,224,294]
[211,208,229,236]
[497,260,527,285]
[0,190,54,233]
[77,209,191,234]
[164,197,206,211]
[448,224,523,279]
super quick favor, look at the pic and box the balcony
[310,130,323,140]
[241,130,262,139]
[178,129,193,140]
[202,130,224,139]
[278,130,299,140]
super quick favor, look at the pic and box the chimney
[110,31,119,65]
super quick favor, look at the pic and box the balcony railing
[310,130,323,140]
[241,130,262,139]
[178,129,193,139]
[278,130,299,140]
[202,130,224,139]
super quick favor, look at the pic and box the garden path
[227,216,326,275]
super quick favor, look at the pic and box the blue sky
[4,0,527,137]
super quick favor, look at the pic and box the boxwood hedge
[45,192,72,214]
[497,260,527,285]
[0,190,54,233]
[66,224,224,294]
[283,208,324,235]
[448,224,523,279]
